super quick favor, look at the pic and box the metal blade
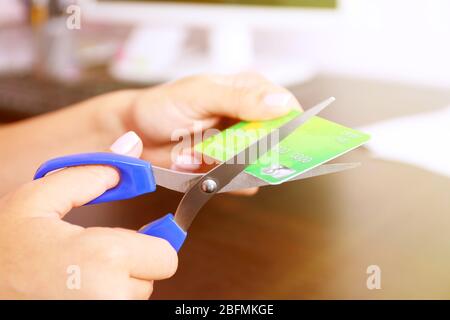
[152,166,201,193]
[153,162,359,193]
[219,162,360,192]
[173,97,336,231]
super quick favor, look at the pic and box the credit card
[194,110,370,184]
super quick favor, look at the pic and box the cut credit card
[194,110,370,185]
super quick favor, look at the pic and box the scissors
[34,97,358,252]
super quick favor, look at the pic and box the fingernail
[110,131,140,155]
[263,92,294,109]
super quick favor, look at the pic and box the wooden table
[67,75,450,299]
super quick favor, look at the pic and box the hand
[100,73,302,194]
[0,73,301,194]
[0,134,177,299]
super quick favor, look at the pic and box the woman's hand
[0,133,177,299]
[0,73,300,195]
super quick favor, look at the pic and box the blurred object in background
[81,0,338,85]
[31,0,81,82]
[110,25,188,83]
[0,0,26,26]
[0,27,34,75]
[0,1,31,75]
[29,0,124,82]
[29,0,49,27]
[0,0,133,121]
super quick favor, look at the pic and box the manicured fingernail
[110,131,140,155]
[263,92,293,108]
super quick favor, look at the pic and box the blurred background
[1,0,449,299]
[1,0,449,176]
[1,0,449,120]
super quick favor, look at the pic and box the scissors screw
[201,179,218,193]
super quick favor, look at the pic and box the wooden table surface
[66,75,450,299]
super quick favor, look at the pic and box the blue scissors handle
[34,152,186,252]
[139,214,186,252]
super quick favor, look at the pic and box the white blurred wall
[297,0,450,88]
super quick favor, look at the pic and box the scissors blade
[152,162,359,193]
[152,166,201,193]
[172,97,336,231]
[219,162,360,192]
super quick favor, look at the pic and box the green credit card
[194,110,370,185]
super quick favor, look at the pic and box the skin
[0,73,301,299]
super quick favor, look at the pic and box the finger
[170,149,202,172]
[114,230,178,281]
[128,278,153,300]
[13,165,119,219]
[229,187,259,196]
[14,132,144,218]
[133,73,302,144]
[172,72,302,121]
[112,227,137,234]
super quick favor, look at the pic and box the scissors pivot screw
[201,179,218,193]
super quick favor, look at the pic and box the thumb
[17,132,143,219]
